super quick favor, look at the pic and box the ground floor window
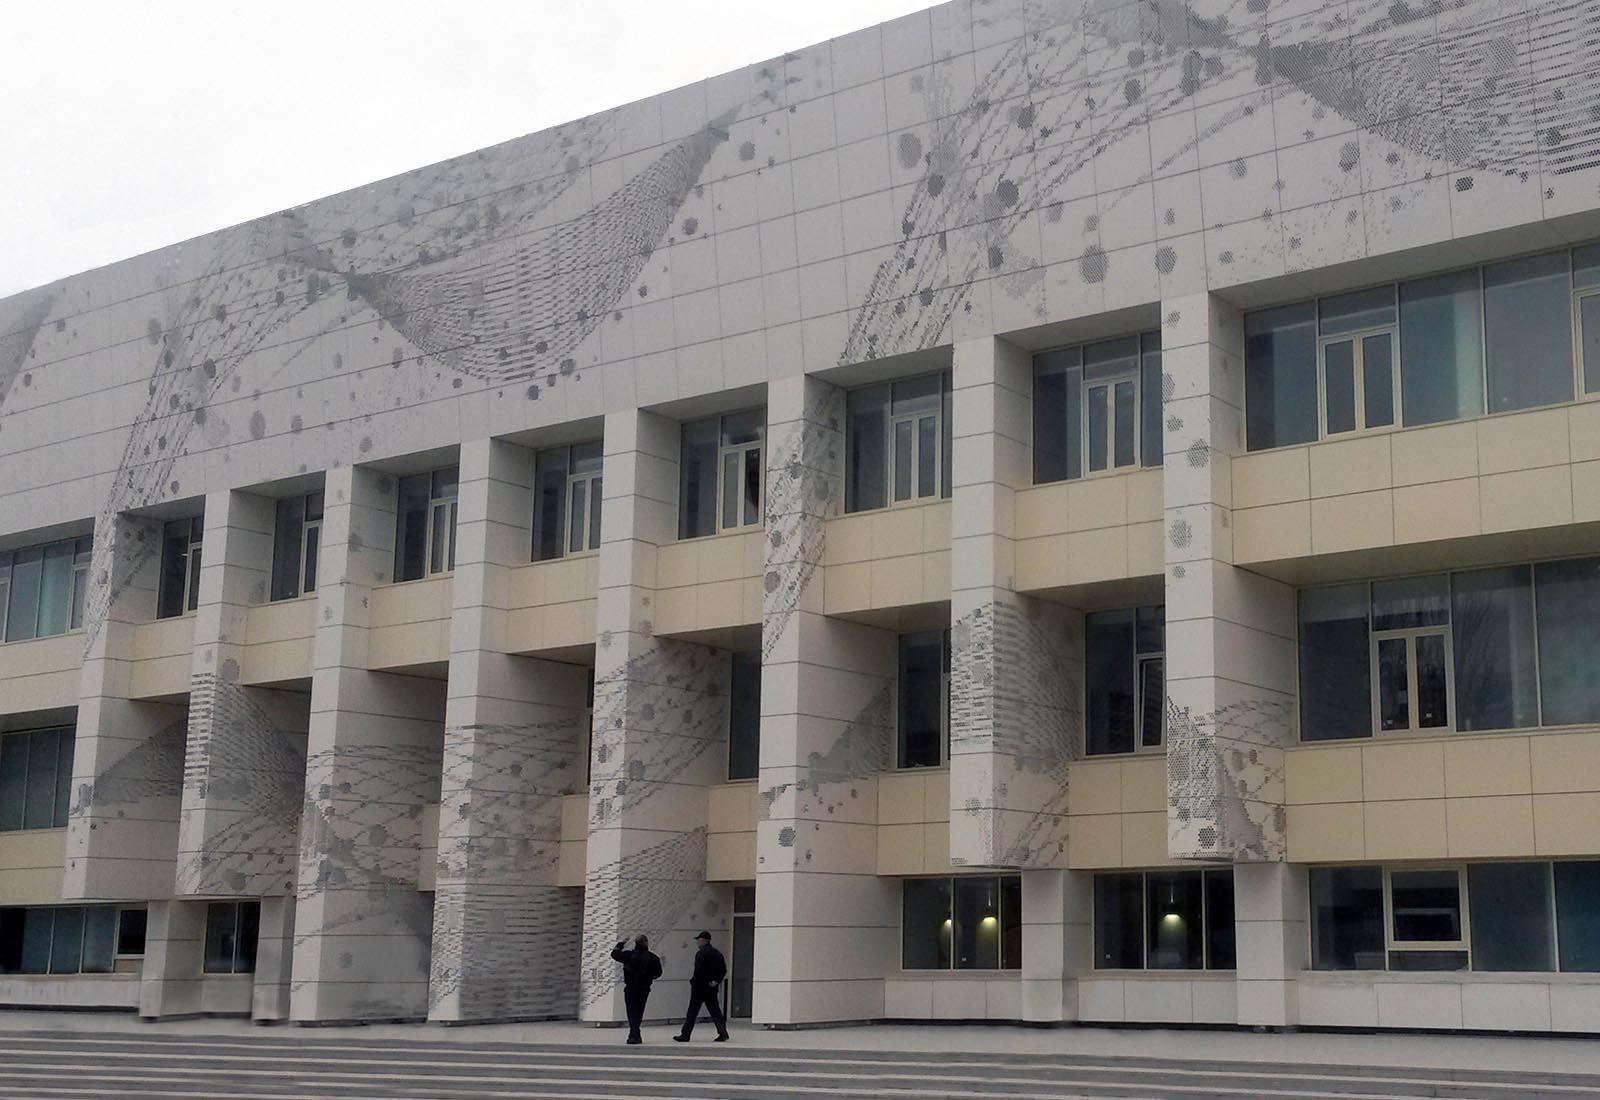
[1310,861,1600,973]
[0,906,135,975]
[902,875,1021,971]
[1093,869,1235,970]
[203,901,260,974]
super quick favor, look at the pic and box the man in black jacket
[672,930,729,1042]
[610,934,663,1044]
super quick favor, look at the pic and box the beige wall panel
[1443,738,1532,798]
[1362,742,1445,801]
[1479,466,1573,534]
[1531,733,1600,795]
[707,831,756,881]
[878,773,924,825]
[1308,436,1392,498]
[1446,795,1535,857]
[1013,484,1071,540]
[556,840,586,888]
[0,829,66,904]
[1533,792,1600,857]
[1477,407,1570,475]
[1232,449,1310,510]
[1286,803,1365,863]
[1066,814,1121,868]
[1571,460,1600,524]
[559,794,588,843]
[876,823,924,876]
[1363,799,1447,861]
[921,822,950,872]
[922,771,949,823]
[1392,479,1482,544]
[1065,476,1126,532]
[1068,760,1123,816]
[1232,502,1312,563]
[1310,490,1395,555]
[1125,470,1164,524]
[1285,746,1363,805]
[1120,812,1169,866]
[1119,757,1165,813]
[1391,421,1478,487]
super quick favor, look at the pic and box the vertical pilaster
[756,375,898,1026]
[1019,868,1093,1023]
[949,336,1079,869]
[176,488,308,899]
[429,438,588,1023]
[252,895,297,1021]
[1160,293,1296,864]
[64,512,187,901]
[1233,862,1307,1028]
[137,899,207,1019]
[291,465,444,1023]
[579,410,729,1024]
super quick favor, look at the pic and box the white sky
[0,0,936,299]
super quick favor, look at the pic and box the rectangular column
[948,336,1080,869]
[1019,868,1092,1024]
[1160,294,1297,863]
[64,512,188,901]
[579,410,729,1024]
[176,488,308,899]
[253,894,297,1021]
[137,899,207,1019]
[755,375,898,1026]
[291,465,444,1023]
[1233,862,1307,1028]
[429,438,588,1023]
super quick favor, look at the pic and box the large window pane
[237,902,260,973]
[1376,637,1409,732]
[679,417,719,539]
[1389,869,1461,943]
[0,909,25,973]
[157,522,191,618]
[49,907,83,974]
[394,473,431,581]
[204,902,239,974]
[941,373,953,499]
[36,541,72,638]
[727,650,762,781]
[532,446,570,561]
[53,726,73,828]
[1001,875,1022,970]
[81,907,117,974]
[117,908,148,956]
[1534,557,1600,726]
[1245,302,1318,450]
[897,631,945,769]
[1140,339,1163,469]
[1468,862,1553,972]
[1484,250,1574,413]
[1414,633,1449,730]
[721,451,739,530]
[23,729,58,830]
[0,733,26,831]
[1371,575,1449,630]
[1145,871,1204,970]
[1323,340,1357,434]
[1451,565,1539,731]
[1581,294,1600,396]
[1204,870,1236,970]
[1112,380,1136,467]
[271,496,306,600]
[1094,873,1143,969]
[1034,350,1075,483]
[953,876,1001,970]
[742,447,762,526]
[1399,268,1484,425]
[1086,609,1135,755]
[1298,585,1370,741]
[1362,333,1395,429]
[1555,861,1600,972]
[902,878,952,969]
[1577,244,1600,289]
[20,907,53,973]
[1320,285,1396,335]
[6,546,42,641]
[845,384,889,512]
[1086,385,1108,471]
[1309,866,1384,970]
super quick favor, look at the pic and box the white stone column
[291,465,444,1023]
[755,375,899,1026]
[1159,294,1298,1025]
[429,438,588,1023]
[252,894,297,1021]
[64,512,187,902]
[1018,868,1093,1024]
[948,336,1079,869]
[176,488,307,900]
[579,410,729,1024]
[1233,862,1307,1028]
[137,899,206,1019]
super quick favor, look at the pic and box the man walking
[673,930,729,1042]
[610,934,663,1044]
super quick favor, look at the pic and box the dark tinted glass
[1086,610,1135,755]
[533,446,570,561]
[49,907,84,974]
[1033,348,1080,483]
[81,907,117,974]
[394,473,432,581]
[1245,302,1318,449]
[271,495,305,600]
[1140,339,1162,468]
[1146,871,1204,969]
[116,908,148,956]
[727,651,762,781]
[1094,873,1143,969]
[897,631,945,768]
[1534,558,1600,726]
[1204,870,1236,970]
[1451,565,1538,731]
[1001,875,1022,970]
[1298,585,1370,740]
[1399,268,1484,426]
[1389,869,1461,943]
[953,876,1001,970]
[1484,250,1573,413]
[1555,862,1600,972]
[902,878,951,969]
[1309,866,1384,970]
[1468,862,1553,972]
[846,384,889,512]
[204,902,238,974]
[679,417,720,539]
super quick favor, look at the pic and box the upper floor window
[897,629,950,770]
[845,372,952,512]
[271,492,323,601]
[680,411,763,540]
[1034,332,1162,484]
[0,726,74,832]
[203,900,260,974]
[1246,243,1600,451]
[395,467,457,581]
[1094,869,1235,971]
[157,517,203,619]
[727,650,762,781]
[1297,556,1600,741]
[533,442,603,561]
[901,875,1021,971]
[0,905,129,976]
[0,536,91,642]
[1085,605,1165,756]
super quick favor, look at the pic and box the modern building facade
[3,0,1600,1035]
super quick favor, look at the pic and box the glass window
[1096,873,1145,970]
[1468,862,1553,972]
[1451,565,1539,732]
[6,546,42,641]
[204,900,260,974]
[0,731,27,832]
[35,542,72,638]
[394,467,457,581]
[1,727,71,833]
[81,907,116,974]
[1140,334,1163,470]
[901,877,952,969]
[1245,302,1318,450]
[70,538,91,630]
[47,906,84,976]
[1297,584,1370,741]
[1033,347,1080,483]
[271,492,323,600]
[1145,870,1204,970]
[679,416,720,539]
[1001,874,1022,970]
[1033,334,1159,483]
[0,552,9,639]
[845,373,951,513]
[3,536,96,638]
[727,650,761,781]
[1387,868,1468,971]
[896,629,949,769]
[1534,557,1600,726]
[1399,269,1485,426]
[1309,866,1384,970]
[1204,869,1236,970]
[952,876,1002,970]
[1484,250,1574,413]
[1580,292,1600,397]
[1370,575,1451,734]
[157,517,203,619]
[566,442,603,556]
[1086,606,1164,756]
[681,412,764,538]
[1555,861,1600,973]
[845,383,889,512]
[116,908,148,956]
[533,444,571,561]
[22,729,59,831]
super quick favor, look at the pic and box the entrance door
[730,883,755,1019]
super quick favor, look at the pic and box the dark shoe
[714,1034,729,1042]
[626,1036,641,1045]
[672,1034,689,1042]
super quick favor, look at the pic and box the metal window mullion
[1531,562,1546,726]
[1140,872,1150,971]
[1576,287,1600,398]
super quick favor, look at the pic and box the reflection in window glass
[1033,348,1079,483]
[49,907,83,976]
[1468,863,1553,972]
[1389,869,1462,943]
[679,417,720,539]
[1323,340,1357,434]
[1361,333,1395,428]
[1555,862,1600,972]
[1320,285,1397,335]
[1534,557,1600,726]
[6,547,41,641]
[1399,269,1484,425]
[1145,871,1204,970]
[1086,610,1135,755]
[901,878,952,969]
[1451,565,1539,731]
[897,630,948,769]
[117,908,148,956]
[395,473,432,581]
[1376,637,1409,732]
[1094,873,1144,970]
[1298,585,1370,740]
[845,384,889,512]
[1309,866,1384,970]
[1371,575,1448,630]
[1140,338,1163,468]
[952,876,1001,970]
[22,730,59,831]
[1484,251,1574,413]
[1245,302,1318,450]
[533,445,571,561]
[81,907,116,974]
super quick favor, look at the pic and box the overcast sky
[0,0,935,299]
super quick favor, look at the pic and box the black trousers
[624,986,651,1039]
[680,982,727,1038]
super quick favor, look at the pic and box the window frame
[1081,355,1142,476]
[1085,604,1165,757]
[0,536,92,643]
[270,492,323,601]
[157,516,204,619]
[1091,869,1236,973]
[394,466,459,581]
[898,874,1022,972]
[895,628,951,770]
[1316,325,1399,438]
[564,465,603,557]
[1369,624,1455,736]
[0,905,120,976]
[717,437,764,534]
[1575,284,1600,400]
[1384,865,1470,958]
[202,900,260,975]
[0,726,74,833]
[1032,332,1161,486]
